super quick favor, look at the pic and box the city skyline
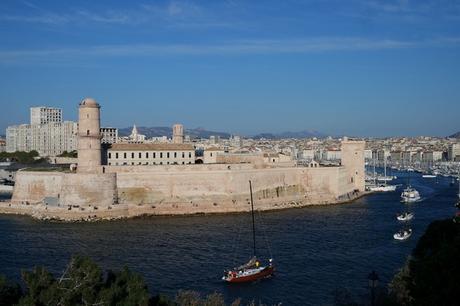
[1,0,460,137]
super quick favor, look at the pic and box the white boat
[370,158,396,192]
[401,186,421,203]
[397,212,414,221]
[0,184,14,194]
[369,184,397,192]
[393,228,412,240]
[422,174,437,178]
[377,175,396,182]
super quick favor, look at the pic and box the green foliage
[389,219,460,306]
[57,150,78,158]
[99,267,150,306]
[0,151,45,164]
[0,274,22,306]
[14,256,150,306]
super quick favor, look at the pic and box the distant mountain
[118,126,231,139]
[118,126,326,140]
[252,130,327,140]
[449,131,460,138]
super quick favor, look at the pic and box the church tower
[77,98,101,173]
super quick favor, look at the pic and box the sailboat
[222,181,275,283]
[369,157,396,192]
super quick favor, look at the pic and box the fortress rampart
[1,98,367,221]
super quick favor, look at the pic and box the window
[108,153,112,159]
[86,130,90,135]
[167,152,170,158]
[139,152,141,158]
[153,152,156,158]
[189,152,192,158]
[146,152,149,158]
[174,152,177,158]
[131,153,134,158]
[115,153,119,159]
[160,162,163,165]
[182,162,185,164]
[210,153,213,157]
[182,152,185,158]
[160,152,163,158]
[124,153,127,159]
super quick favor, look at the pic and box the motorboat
[422,174,437,178]
[393,228,412,240]
[401,186,421,203]
[397,212,414,221]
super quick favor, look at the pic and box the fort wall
[6,163,362,221]
[11,171,117,208]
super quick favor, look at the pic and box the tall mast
[384,156,387,186]
[373,154,376,186]
[249,180,256,258]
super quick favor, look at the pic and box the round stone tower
[77,98,101,173]
[172,123,184,144]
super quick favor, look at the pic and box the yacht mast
[249,180,256,257]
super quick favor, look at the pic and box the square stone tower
[341,137,366,192]
[77,98,101,173]
[172,124,184,144]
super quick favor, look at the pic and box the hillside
[118,126,231,139]
[252,130,326,139]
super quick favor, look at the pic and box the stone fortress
[2,98,367,221]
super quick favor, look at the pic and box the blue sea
[0,171,457,305]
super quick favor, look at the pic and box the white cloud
[1,36,457,64]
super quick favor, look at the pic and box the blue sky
[0,0,459,137]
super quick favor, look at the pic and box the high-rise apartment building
[30,107,62,125]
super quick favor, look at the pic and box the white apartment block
[107,143,195,166]
[30,107,62,125]
[100,127,118,144]
[6,121,77,156]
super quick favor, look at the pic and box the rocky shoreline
[0,191,370,222]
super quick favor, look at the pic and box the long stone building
[4,98,367,221]
[107,143,195,166]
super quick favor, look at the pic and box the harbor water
[0,171,457,305]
